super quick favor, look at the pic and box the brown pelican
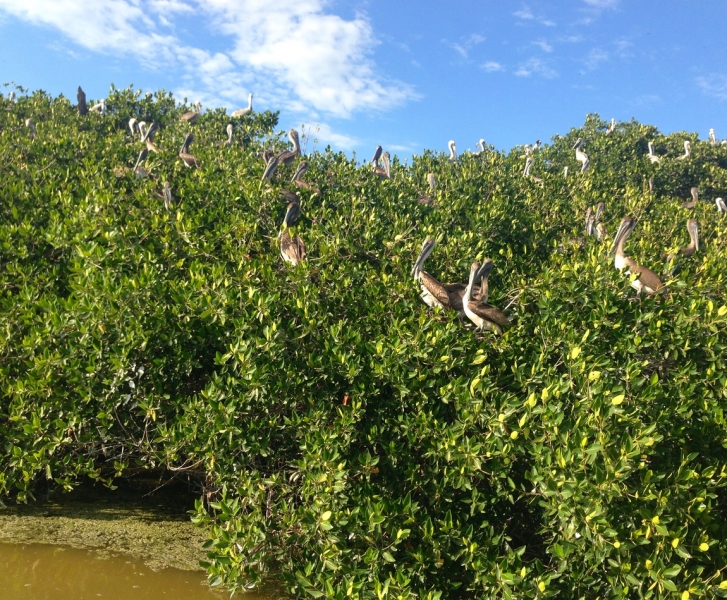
[605,118,616,135]
[128,118,138,136]
[261,154,280,181]
[279,201,306,266]
[474,139,487,156]
[89,99,106,115]
[416,174,436,205]
[291,161,321,195]
[427,173,437,191]
[179,133,200,168]
[709,129,717,146]
[8,91,15,103]
[563,166,569,178]
[524,140,541,156]
[231,93,253,118]
[161,182,174,210]
[573,138,590,173]
[681,187,699,209]
[666,219,699,271]
[141,121,158,143]
[77,86,88,116]
[25,118,36,140]
[374,152,391,179]
[678,140,691,160]
[448,140,457,162]
[523,157,534,177]
[462,262,511,335]
[180,102,201,124]
[133,148,149,179]
[716,197,727,213]
[611,216,665,295]
[224,123,234,147]
[593,202,606,240]
[647,142,660,164]
[262,149,275,165]
[371,145,383,166]
[585,207,595,236]
[277,129,301,167]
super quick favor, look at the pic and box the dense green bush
[1,83,727,598]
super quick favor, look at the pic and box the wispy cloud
[513,5,556,26]
[697,74,727,101]
[532,40,553,52]
[583,0,619,8]
[584,48,609,70]
[445,33,485,60]
[482,61,505,73]
[515,57,557,79]
[301,122,359,151]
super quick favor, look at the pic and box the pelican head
[716,197,727,213]
[180,132,194,154]
[371,145,383,166]
[427,173,436,191]
[610,216,636,254]
[595,202,605,223]
[691,187,698,203]
[133,148,149,171]
[412,237,436,278]
[686,218,699,252]
[292,160,309,182]
[463,262,481,302]
[289,128,300,152]
[382,152,391,177]
[648,141,656,155]
[283,201,301,228]
[448,140,457,161]
[585,207,594,235]
[141,122,158,143]
[477,259,494,290]
[572,138,583,150]
[195,101,202,113]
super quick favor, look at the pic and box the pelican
[224,124,234,147]
[563,166,568,178]
[605,118,616,135]
[374,152,391,179]
[128,118,138,136]
[180,102,202,124]
[261,154,280,181]
[133,148,149,179]
[291,161,321,195]
[141,122,158,144]
[666,219,699,271]
[573,138,590,173]
[162,182,174,210]
[279,201,306,266]
[524,140,541,156]
[716,197,727,213]
[77,86,88,116]
[611,216,665,296]
[89,99,106,115]
[593,202,606,240]
[179,133,200,168]
[427,173,437,191]
[678,140,691,160]
[709,128,717,146]
[681,187,699,209]
[647,142,660,164]
[585,207,595,236]
[371,145,383,166]
[474,139,487,156]
[277,129,301,167]
[462,262,510,335]
[411,238,486,312]
[8,91,15,103]
[448,140,457,163]
[137,121,148,140]
[25,118,36,140]
[231,93,253,118]
[262,149,275,165]
[523,157,534,177]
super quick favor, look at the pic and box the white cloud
[583,0,618,7]
[0,0,416,121]
[697,74,727,101]
[584,48,609,70]
[300,122,359,151]
[445,33,485,60]
[532,40,553,52]
[515,58,557,79]
[482,61,505,72]
[514,7,535,20]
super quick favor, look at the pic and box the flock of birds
[5,86,727,335]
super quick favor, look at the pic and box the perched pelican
[277,129,301,167]
[8,91,15,103]
[474,139,487,156]
[141,122,158,143]
[279,201,306,266]
[647,142,660,164]
[133,148,149,179]
[261,154,280,181]
[611,216,665,296]
[89,99,106,115]
[448,140,457,163]
[180,102,202,124]
[585,207,595,236]
[605,118,616,135]
[25,118,36,140]
[261,149,275,165]
[427,173,437,191]
[573,138,590,173]
[371,145,383,166]
[709,128,717,146]
[77,86,88,116]
[523,157,534,177]
[291,161,321,195]
[678,140,691,160]
[563,166,568,178]
[374,152,391,179]
[681,187,699,209]
[666,219,699,270]
[715,197,727,213]
[231,93,253,118]
[524,140,541,156]
[162,182,174,210]
[224,123,234,147]
[179,133,200,168]
[128,118,138,136]
[462,261,511,335]
[595,222,607,241]
[137,121,147,140]
[594,202,606,240]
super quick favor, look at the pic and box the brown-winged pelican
[231,93,253,118]
[374,152,391,179]
[681,187,699,209]
[291,161,321,195]
[141,122,158,144]
[666,219,699,270]
[277,129,301,167]
[647,142,660,164]
[573,138,590,173]
[523,157,534,177]
[677,140,691,160]
[593,202,606,240]
[279,201,306,266]
[262,149,275,165]
[716,197,727,213]
[180,102,202,124]
[179,133,200,168]
[611,216,665,295]
[371,145,383,166]
[25,118,36,140]
[261,154,280,181]
[462,261,511,335]
[605,118,616,135]
[161,182,174,210]
[474,139,487,156]
[448,140,457,162]
[585,207,595,236]
[77,87,88,116]
[89,99,106,115]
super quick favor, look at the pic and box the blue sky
[1,0,726,160]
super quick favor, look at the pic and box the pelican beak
[610,221,626,254]
[477,260,494,282]
[467,262,480,290]
[411,238,435,276]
